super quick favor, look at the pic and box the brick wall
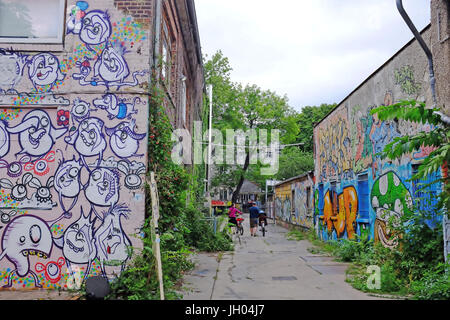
[114,0,153,26]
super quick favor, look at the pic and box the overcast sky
[195,0,431,112]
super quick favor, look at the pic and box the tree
[295,104,336,153]
[204,51,298,203]
[275,147,314,181]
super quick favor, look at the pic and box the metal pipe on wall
[396,0,437,107]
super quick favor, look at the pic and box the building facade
[273,172,314,229]
[0,0,203,290]
[313,0,449,248]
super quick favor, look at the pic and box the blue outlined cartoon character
[93,94,140,120]
[80,10,112,49]
[105,119,146,159]
[27,53,65,92]
[64,117,107,169]
[6,109,67,158]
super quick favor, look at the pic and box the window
[0,0,65,43]
[291,189,295,212]
[306,187,311,209]
[357,174,369,223]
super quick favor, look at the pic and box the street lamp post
[207,84,213,218]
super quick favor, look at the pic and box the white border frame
[0,0,66,44]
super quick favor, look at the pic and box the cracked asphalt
[180,214,385,300]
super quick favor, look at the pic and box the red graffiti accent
[414,145,437,159]
[24,151,56,176]
[35,257,66,284]
[321,186,358,239]
[57,109,70,127]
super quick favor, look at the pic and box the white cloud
[196,0,431,111]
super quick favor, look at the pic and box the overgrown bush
[411,263,450,300]
[106,83,232,300]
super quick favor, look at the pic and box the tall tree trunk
[231,151,250,204]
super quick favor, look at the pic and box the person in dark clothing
[248,202,260,237]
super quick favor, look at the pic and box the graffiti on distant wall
[291,181,313,229]
[0,1,148,289]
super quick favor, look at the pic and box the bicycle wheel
[262,225,266,237]
[239,224,244,235]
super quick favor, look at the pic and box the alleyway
[180,214,384,300]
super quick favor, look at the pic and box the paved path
[181,214,384,300]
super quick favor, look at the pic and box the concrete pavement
[180,214,384,300]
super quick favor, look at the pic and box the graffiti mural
[371,171,413,248]
[394,65,421,95]
[0,1,148,290]
[316,112,352,181]
[319,186,358,240]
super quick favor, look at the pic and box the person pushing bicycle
[228,203,242,234]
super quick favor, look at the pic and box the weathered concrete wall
[313,26,444,248]
[274,173,314,229]
[431,0,450,115]
[0,0,150,289]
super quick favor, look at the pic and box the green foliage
[204,51,299,198]
[371,100,450,212]
[107,80,232,300]
[411,263,450,300]
[275,148,314,181]
[286,229,305,241]
[295,104,336,153]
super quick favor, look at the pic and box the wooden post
[149,172,164,300]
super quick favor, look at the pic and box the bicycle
[226,221,242,245]
[236,216,244,236]
[259,214,267,237]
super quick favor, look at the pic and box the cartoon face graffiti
[54,157,83,199]
[106,120,146,158]
[94,204,131,276]
[71,98,92,123]
[0,172,32,202]
[93,94,139,120]
[117,160,146,190]
[54,208,97,265]
[65,117,106,158]
[0,121,10,158]
[0,155,31,178]
[0,215,52,287]
[85,168,120,207]
[28,176,54,204]
[94,43,130,84]
[80,10,112,47]
[28,53,65,91]
[35,257,65,284]
[6,109,67,158]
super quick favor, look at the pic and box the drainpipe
[396,0,450,126]
[396,0,437,107]
[152,0,162,80]
[397,0,449,263]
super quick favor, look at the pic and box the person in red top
[228,203,242,233]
